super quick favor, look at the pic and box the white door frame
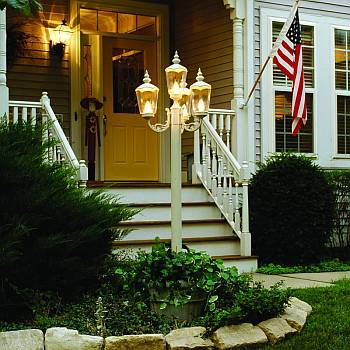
[70,0,170,181]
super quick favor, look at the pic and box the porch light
[135,70,159,120]
[179,79,191,121]
[190,69,211,117]
[165,51,187,99]
[135,51,212,253]
[50,19,72,58]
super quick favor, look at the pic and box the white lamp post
[135,52,211,252]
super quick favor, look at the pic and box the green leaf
[209,303,216,311]
[209,295,219,303]
[0,0,42,15]
[159,303,167,310]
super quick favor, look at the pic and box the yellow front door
[103,37,159,181]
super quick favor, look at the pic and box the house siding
[7,0,70,136]
[175,0,233,173]
[253,0,350,163]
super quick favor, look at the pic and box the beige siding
[175,0,233,173]
[7,0,70,135]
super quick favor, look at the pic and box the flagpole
[240,0,301,108]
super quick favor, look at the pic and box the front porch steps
[93,183,257,273]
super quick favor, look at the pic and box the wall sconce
[50,19,72,58]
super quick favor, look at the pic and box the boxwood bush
[249,153,335,265]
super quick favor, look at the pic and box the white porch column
[0,9,9,118]
[223,0,247,164]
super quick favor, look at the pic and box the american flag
[273,10,307,136]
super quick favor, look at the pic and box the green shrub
[325,170,350,248]
[0,122,135,317]
[257,259,350,275]
[249,153,335,265]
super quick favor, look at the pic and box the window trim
[333,26,350,157]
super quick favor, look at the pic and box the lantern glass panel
[136,88,159,117]
[191,87,211,116]
[165,70,187,96]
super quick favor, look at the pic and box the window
[335,29,350,154]
[80,8,156,36]
[272,22,314,153]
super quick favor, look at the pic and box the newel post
[78,160,88,188]
[240,161,251,256]
[0,9,9,119]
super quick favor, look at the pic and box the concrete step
[119,219,234,240]
[113,236,241,257]
[129,202,223,221]
[212,255,258,274]
[105,185,214,204]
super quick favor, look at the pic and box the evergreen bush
[249,153,335,265]
[0,122,135,313]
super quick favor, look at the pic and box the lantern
[165,51,187,99]
[190,68,211,117]
[135,70,159,119]
[51,19,72,46]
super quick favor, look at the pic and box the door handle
[103,115,107,136]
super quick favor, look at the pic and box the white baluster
[216,150,223,206]
[13,106,18,123]
[31,107,36,125]
[234,182,241,233]
[22,107,28,122]
[201,128,207,185]
[211,141,218,198]
[48,129,53,164]
[206,134,212,189]
[222,157,229,214]
[219,113,224,141]
[211,113,217,133]
[228,173,234,221]
[225,114,231,151]
[56,145,61,163]
[193,127,201,183]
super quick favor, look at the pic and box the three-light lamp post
[135,52,211,252]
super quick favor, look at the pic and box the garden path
[252,271,350,289]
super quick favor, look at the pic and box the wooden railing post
[240,161,251,256]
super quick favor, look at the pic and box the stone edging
[0,297,312,350]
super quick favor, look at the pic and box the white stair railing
[9,92,88,188]
[193,109,251,256]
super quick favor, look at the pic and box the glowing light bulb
[197,98,205,112]
[144,101,153,114]
[172,81,180,95]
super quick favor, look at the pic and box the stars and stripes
[273,10,307,136]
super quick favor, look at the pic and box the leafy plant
[249,153,335,265]
[0,121,135,319]
[0,0,42,15]
[115,240,238,311]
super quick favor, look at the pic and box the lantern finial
[196,68,204,82]
[143,70,151,84]
[172,51,181,65]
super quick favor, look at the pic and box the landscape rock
[212,323,268,349]
[45,327,104,350]
[258,318,297,344]
[0,329,44,350]
[289,297,312,316]
[105,334,165,350]
[165,326,214,350]
[280,305,308,331]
